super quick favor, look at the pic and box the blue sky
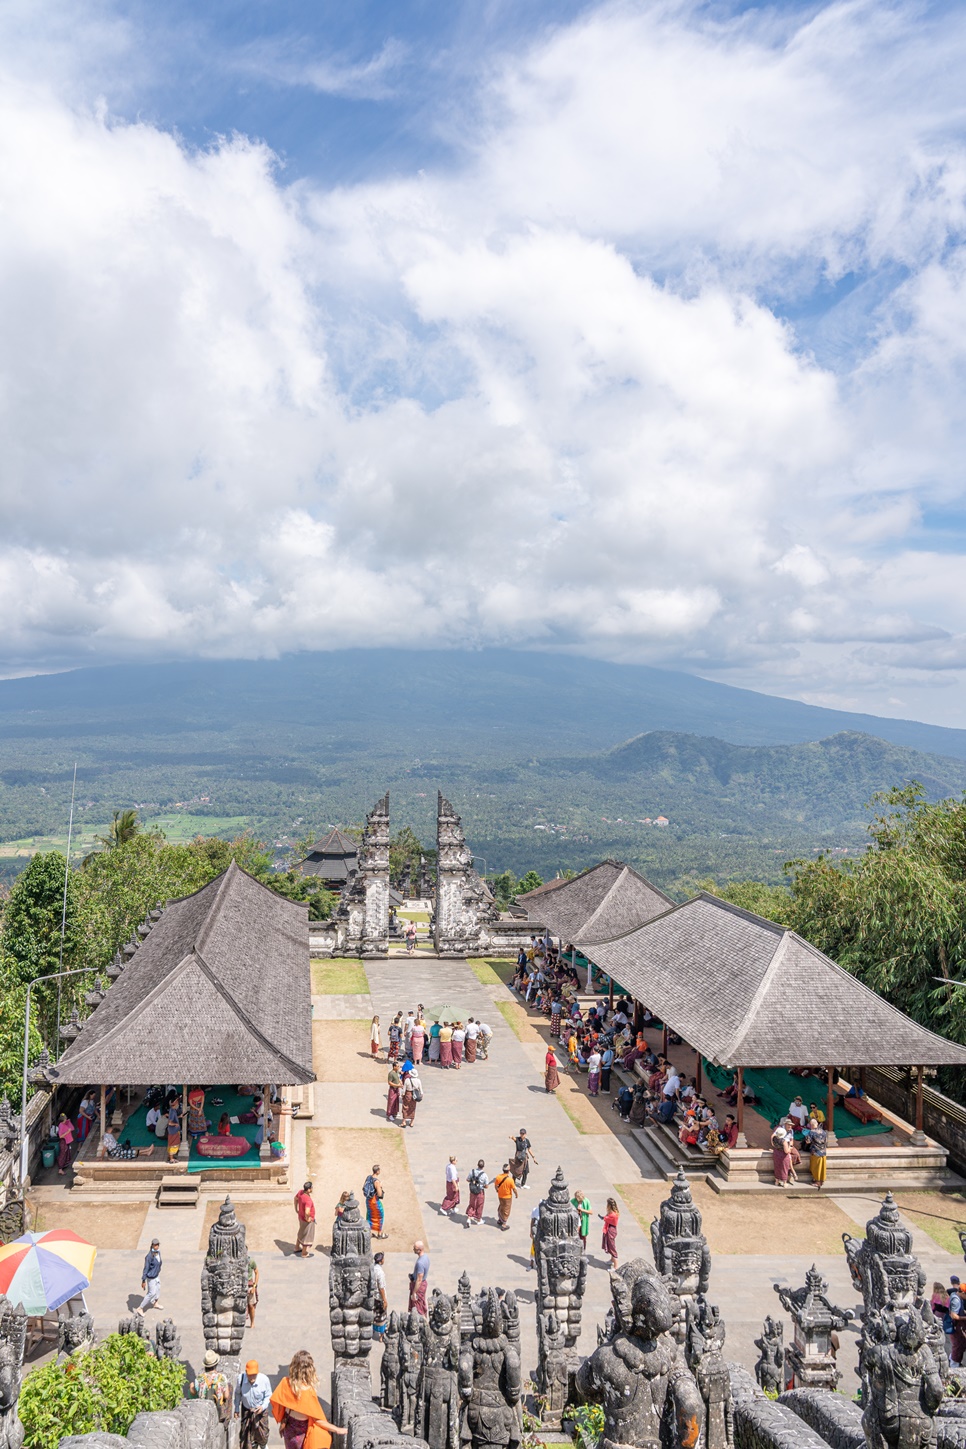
[3,0,966,723]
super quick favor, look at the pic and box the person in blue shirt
[601,1046,615,1095]
[234,1359,272,1449]
[139,1239,163,1311]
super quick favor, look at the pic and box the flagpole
[55,762,78,1058]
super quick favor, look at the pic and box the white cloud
[2,1,966,720]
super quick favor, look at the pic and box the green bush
[18,1334,185,1449]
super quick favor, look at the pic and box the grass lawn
[311,959,370,994]
[399,911,430,923]
[470,958,516,987]
[496,999,534,1041]
[892,1190,966,1255]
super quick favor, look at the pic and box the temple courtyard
[26,954,966,1432]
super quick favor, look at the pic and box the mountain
[2,649,966,889]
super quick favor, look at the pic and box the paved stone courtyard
[27,957,965,1438]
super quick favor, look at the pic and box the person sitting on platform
[788,1096,809,1130]
[647,1094,677,1126]
[218,1113,232,1136]
[145,1102,160,1132]
[103,1129,140,1160]
[808,1102,826,1125]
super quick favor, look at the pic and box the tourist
[931,1282,949,1325]
[550,996,563,1038]
[76,1092,97,1142]
[452,1021,465,1068]
[404,1011,415,1057]
[571,1189,591,1250]
[478,1020,492,1060]
[529,1201,540,1268]
[334,1190,351,1222]
[663,1067,681,1100]
[428,1018,441,1064]
[373,1252,388,1337]
[948,1278,966,1364]
[788,1096,808,1130]
[439,1020,454,1069]
[364,1164,387,1238]
[235,1360,272,1449]
[271,1350,347,1449]
[56,1112,74,1174]
[783,1121,802,1182]
[410,1015,426,1066]
[409,1242,430,1315]
[191,1350,232,1424]
[166,1094,182,1161]
[601,1044,614,1095]
[294,1180,316,1257]
[600,1198,620,1268]
[218,1113,232,1136]
[771,1123,792,1188]
[370,1015,381,1059]
[401,1067,420,1128]
[587,1048,602,1097]
[466,1160,489,1225]
[510,1128,537,1187]
[386,1064,402,1121]
[406,920,417,955]
[544,1046,561,1094]
[494,1163,518,1230]
[465,1018,479,1063]
[139,1238,163,1311]
[388,1015,402,1063]
[721,1114,739,1148]
[441,1155,460,1213]
[247,1258,259,1327]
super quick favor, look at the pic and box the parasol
[0,1229,96,1314]
[426,1005,468,1022]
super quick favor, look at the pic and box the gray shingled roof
[519,861,625,940]
[50,862,315,1086]
[587,892,966,1068]
[575,865,674,947]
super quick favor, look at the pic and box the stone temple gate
[338,791,496,958]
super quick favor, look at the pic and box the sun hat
[204,1350,220,1369]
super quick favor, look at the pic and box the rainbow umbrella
[0,1230,96,1314]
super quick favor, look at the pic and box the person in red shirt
[294,1181,316,1258]
[722,1115,739,1149]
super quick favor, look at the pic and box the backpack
[468,1168,484,1193]
[363,1174,376,1201]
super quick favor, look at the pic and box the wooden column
[178,1084,190,1160]
[735,1068,747,1148]
[259,1084,272,1161]
[662,1024,669,1060]
[99,1085,106,1148]
[608,976,614,1010]
[910,1065,927,1145]
[826,1067,837,1146]
[696,1054,703,1096]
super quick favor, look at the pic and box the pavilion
[47,860,315,1186]
[296,827,359,890]
[521,866,966,1190]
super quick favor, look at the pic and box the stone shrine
[843,1193,925,1313]
[774,1266,853,1391]
[532,1166,588,1424]
[341,794,391,957]
[435,793,493,956]
[200,1196,248,1360]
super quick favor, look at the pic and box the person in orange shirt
[494,1163,518,1231]
[271,1351,347,1449]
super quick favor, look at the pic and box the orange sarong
[270,1379,334,1449]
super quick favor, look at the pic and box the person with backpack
[401,1066,422,1128]
[466,1160,490,1225]
[946,1276,965,1363]
[364,1165,387,1239]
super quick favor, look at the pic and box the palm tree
[95,809,142,850]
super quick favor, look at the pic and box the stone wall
[60,1398,224,1449]
[729,1366,831,1449]
[780,1390,864,1449]
[332,1361,429,1449]
[865,1067,966,1174]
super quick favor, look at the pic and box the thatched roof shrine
[50,861,315,1086]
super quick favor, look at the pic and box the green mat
[702,1061,891,1138]
[119,1087,265,1167]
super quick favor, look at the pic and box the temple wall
[733,1390,832,1449]
[865,1067,966,1174]
[60,1399,224,1449]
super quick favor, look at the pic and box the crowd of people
[370,1006,494,1128]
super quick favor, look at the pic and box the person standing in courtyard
[587,1047,602,1097]
[807,1117,827,1190]
[373,1252,388,1338]
[428,1018,442,1065]
[370,1015,381,1060]
[401,1066,420,1128]
[601,1044,614,1095]
[544,1046,560,1094]
[494,1163,518,1230]
[410,1014,426,1068]
[466,1160,489,1225]
[406,920,417,954]
[452,1021,465,1068]
[441,1155,460,1213]
[271,1350,347,1449]
[478,1020,492,1060]
[409,1242,430,1316]
[364,1164,387,1238]
[235,1360,272,1449]
[386,1064,402,1121]
[56,1112,74,1174]
[191,1351,231,1424]
[294,1181,316,1258]
[465,1018,479,1062]
[247,1257,259,1327]
[571,1189,591,1250]
[771,1122,792,1188]
[139,1238,163,1311]
[600,1198,620,1268]
[510,1128,537,1188]
[439,1020,454,1068]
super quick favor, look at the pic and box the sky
[4,0,966,725]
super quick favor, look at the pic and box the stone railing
[60,1397,224,1449]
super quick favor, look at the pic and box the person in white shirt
[478,1021,493,1060]
[529,1203,540,1269]
[788,1097,808,1129]
[663,1072,681,1099]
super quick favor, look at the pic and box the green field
[149,814,251,841]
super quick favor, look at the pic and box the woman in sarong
[387,1016,401,1064]
[410,1019,425,1066]
[465,1023,478,1063]
[401,1069,419,1128]
[428,1021,441,1064]
[550,997,563,1038]
[370,1016,381,1059]
[544,1047,560,1094]
[386,1066,402,1122]
[808,1118,827,1189]
[452,1024,464,1068]
[771,1123,791,1187]
[587,1049,602,1097]
[600,1198,619,1268]
[57,1113,74,1173]
[439,1023,454,1069]
[440,1156,460,1213]
[271,1351,346,1449]
[366,1171,386,1237]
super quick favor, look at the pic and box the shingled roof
[298,827,359,882]
[587,892,966,1069]
[518,860,671,943]
[50,861,315,1086]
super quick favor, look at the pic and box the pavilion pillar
[735,1068,748,1149]
[825,1068,837,1147]
[178,1084,190,1160]
[696,1055,702,1096]
[608,976,614,1010]
[910,1065,927,1146]
[259,1083,272,1162]
[662,1024,669,1060]
[99,1085,106,1149]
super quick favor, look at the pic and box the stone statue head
[611,1259,675,1340]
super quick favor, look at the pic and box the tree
[1,851,79,988]
[516,870,544,895]
[492,870,516,908]
[18,1334,184,1449]
[696,878,795,927]
[389,827,425,894]
[94,808,143,852]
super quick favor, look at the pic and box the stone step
[706,1171,966,1194]
[631,1125,716,1180]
